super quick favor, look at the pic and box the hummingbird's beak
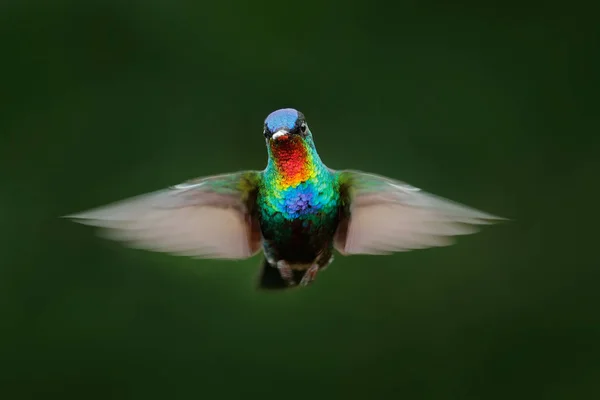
[271,130,290,140]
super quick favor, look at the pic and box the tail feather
[257,258,304,290]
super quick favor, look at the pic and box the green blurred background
[1,1,598,399]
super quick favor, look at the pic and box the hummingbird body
[256,110,340,287]
[66,108,504,290]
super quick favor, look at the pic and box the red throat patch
[269,136,312,186]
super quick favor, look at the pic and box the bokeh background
[1,1,598,399]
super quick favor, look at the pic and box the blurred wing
[65,171,263,259]
[333,170,505,255]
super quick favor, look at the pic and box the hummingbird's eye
[300,123,307,133]
[263,127,269,137]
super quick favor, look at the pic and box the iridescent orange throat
[266,135,320,189]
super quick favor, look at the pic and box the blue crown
[265,108,299,132]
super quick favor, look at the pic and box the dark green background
[1,1,598,399]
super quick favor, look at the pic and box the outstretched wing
[334,170,505,255]
[65,171,263,259]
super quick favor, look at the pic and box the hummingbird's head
[263,108,311,143]
[263,108,322,173]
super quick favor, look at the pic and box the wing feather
[334,171,505,255]
[65,171,262,260]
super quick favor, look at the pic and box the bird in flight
[66,108,504,290]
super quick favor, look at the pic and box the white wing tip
[474,214,511,224]
[61,212,87,220]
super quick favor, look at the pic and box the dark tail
[257,258,304,290]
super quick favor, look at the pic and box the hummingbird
[66,108,503,290]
